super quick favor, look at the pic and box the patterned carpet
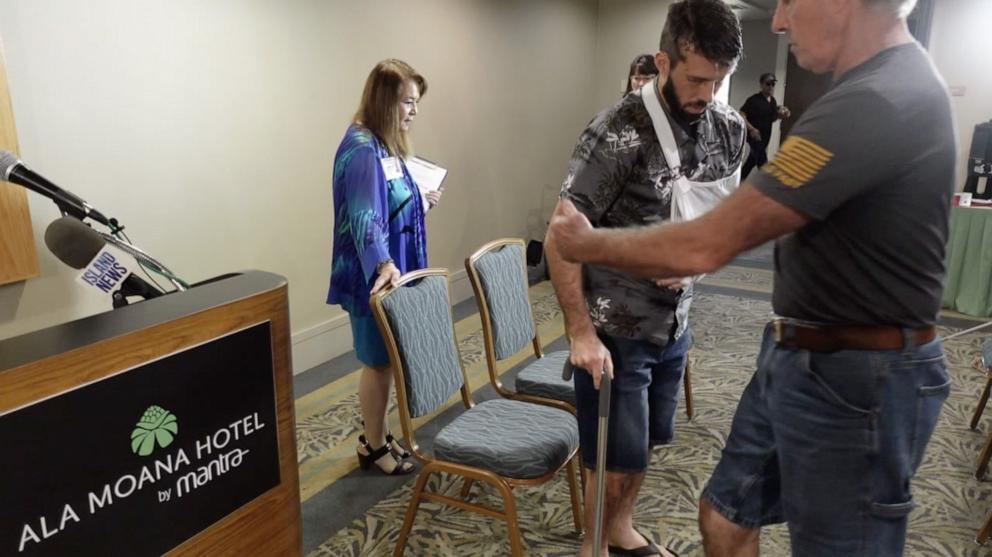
[301,268,992,556]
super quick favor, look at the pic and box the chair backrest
[467,239,536,360]
[372,270,465,418]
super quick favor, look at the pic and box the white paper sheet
[406,156,447,193]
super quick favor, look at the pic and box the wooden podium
[0,271,301,557]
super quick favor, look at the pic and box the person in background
[327,59,442,476]
[625,53,659,95]
[546,2,746,555]
[739,72,790,179]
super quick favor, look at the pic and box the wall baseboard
[290,268,473,375]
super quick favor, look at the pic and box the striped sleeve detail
[763,136,834,188]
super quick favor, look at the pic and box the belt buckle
[772,318,785,343]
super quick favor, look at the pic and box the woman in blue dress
[327,59,441,475]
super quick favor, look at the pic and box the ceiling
[724,0,777,21]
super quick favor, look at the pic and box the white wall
[928,0,992,190]
[0,0,599,371]
[593,0,676,110]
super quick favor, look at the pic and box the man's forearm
[580,221,716,279]
[574,185,809,278]
[545,229,596,340]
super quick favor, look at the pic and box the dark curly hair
[659,0,743,70]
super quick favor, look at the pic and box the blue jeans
[574,331,690,473]
[702,324,950,556]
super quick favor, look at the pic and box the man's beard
[662,79,707,126]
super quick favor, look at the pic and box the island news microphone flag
[44,216,177,307]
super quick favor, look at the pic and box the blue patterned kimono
[327,125,427,317]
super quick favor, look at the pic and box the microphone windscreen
[0,150,19,180]
[45,216,106,269]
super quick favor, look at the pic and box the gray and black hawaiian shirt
[560,84,746,347]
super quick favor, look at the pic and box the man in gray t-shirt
[547,0,956,555]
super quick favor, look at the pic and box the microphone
[44,216,163,302]
[0,150,113,228]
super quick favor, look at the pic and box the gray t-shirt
[751,43,956,327]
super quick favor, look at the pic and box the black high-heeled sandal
[357,434,415,475]
[385,431,411,459]
[359,420,411,459]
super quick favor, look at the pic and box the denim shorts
[701,324,950,556]
[574,331,690,473]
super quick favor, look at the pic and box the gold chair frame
[969,354,992,545]
[972,356,992,480]
[370,268,582,557]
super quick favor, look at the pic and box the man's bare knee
[699,499,759,557]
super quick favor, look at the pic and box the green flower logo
[130,405,178,456]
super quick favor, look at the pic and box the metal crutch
[562,361,612,557]
[592,370,612,557]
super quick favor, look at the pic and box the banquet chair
[370,269,582,556]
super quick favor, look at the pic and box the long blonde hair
[354,59,428,158]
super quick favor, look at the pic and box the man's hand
[778,105,791,119]
[569,332,614,390]
[425,188,443,208]
[549,199,595,263]
[654,277,686,290]
[748,127,762,141]
[370,261,401,294]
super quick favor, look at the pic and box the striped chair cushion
[434,399,578,479]
[514,351,576,406]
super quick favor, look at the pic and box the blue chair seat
[514,351,576,406]
[434,398,578,479]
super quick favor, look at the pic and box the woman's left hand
[370,262,401,294]
[425,189,443,208]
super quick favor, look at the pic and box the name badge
[380,156,403,181]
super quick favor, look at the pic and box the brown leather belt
[771,319,937,352]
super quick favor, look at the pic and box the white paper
[406,156,447,193]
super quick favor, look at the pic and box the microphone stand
[99,233,188,294]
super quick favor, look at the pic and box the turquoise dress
[326,125,427,365]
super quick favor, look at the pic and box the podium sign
[0,322,281,556]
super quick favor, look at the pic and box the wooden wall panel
[0,35,39,285]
